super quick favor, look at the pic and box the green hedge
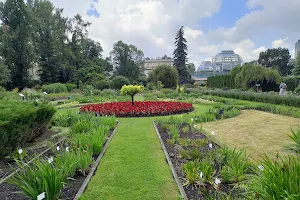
[187,89,300,107]
[42,83,68,93]
[207,75,235,89]
[63,83,77,92]
[0,100,56,159]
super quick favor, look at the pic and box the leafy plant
[288,127,300,153]
[198,159,214,183]
[183,161,200,186]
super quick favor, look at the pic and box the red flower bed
[80,101,194,117]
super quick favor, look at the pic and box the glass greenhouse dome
[212,50,243,72]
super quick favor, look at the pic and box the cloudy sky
[50,0,300,66]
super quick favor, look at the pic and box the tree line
[0,0,192,90]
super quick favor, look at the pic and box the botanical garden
[1,0,300,199]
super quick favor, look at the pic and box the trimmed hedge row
[207,75,235,89]
[41,83,77,93]
[187,89,300,107]
[0,100,56,159]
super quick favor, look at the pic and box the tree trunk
[131,95,134,105]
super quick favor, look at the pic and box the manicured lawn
[80,117,179,200]
[201,110,299,160]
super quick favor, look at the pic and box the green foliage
[120,85,144,96]
[288,127,300,153]
[183,160,200,185]
[292,54,300,76]
[42,83,68,93]
[282,76,300,91]
[22,88,43,100]
[235,64,281,91]
[111,76,130,89]
[219,147,252,183]
[94,80,110,90]
[258,48,293,76]
[0,62,10,86]
[198,159,214,183]
[149,65,179,88]
[63,83,77,91]
[207,74,235,89]
[248,155,300,199]
[295,85,300,94]
[9,158,69,200]
[0,0,34,89]
[0,101,56,159]
[186,63,196,75]
[194,89,300,107]
[173,26,191,84]
[110,41,144,82]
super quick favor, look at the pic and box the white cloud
[49,0,299,66]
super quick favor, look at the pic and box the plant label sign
[56,146,60,151]
[200,171,203,179]
[66,147,69,152]
[18,149,23,154]
[208,143,213,148]
[37,192,45,200]
[48,157,53,164]
[215,178,221,185]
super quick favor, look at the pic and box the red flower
[80,101,194,117]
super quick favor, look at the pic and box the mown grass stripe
[80,117,179,200]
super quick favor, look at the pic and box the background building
[143,58,174,76]
[295,40,300,58]
[212,50,243,72]
[196,61,213,71]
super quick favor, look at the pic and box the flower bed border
[73,121,120,200]
[153,121,188,200]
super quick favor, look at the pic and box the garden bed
[80,101,194,117]
[0,123,118,200]
[154,119,249,199]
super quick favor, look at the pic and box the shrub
[0,101,56,159]
[42,83,68,93]
[120,85,144,105]
[111,76,130,89]
[63,83,77,92]
[0,86,6,92]
[94,80,110,90]
[283,76,300,91]
[149,65,179,88]
[207,74,235,89]
[295,85,300,94]
[288,128,300,153]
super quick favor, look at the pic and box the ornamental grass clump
[248,155,300,199]
[288,127,300,153]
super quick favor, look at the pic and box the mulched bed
[0,128,115,200]
[156,123,237,199]
[80,101,194,117]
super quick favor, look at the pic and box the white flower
[191,118,194,122]
[208,143,213,148]
[199,171,203,179]
[211,131,215,135]
[215,178,221,185]
[48,157,53,163]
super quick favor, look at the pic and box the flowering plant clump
[80,101,194,117]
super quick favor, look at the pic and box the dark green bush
[148,65,179,88]
[94,80,110,90]
[111,76,130,89]
[63,83,77,92]
[41,83,68,93]
[207,74,235,89]
[282,76,300,92]
[0,100,56,159]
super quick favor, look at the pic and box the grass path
[80,117,179,200]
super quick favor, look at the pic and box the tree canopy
[149,65,178,88]
[292,54,300,76]
[258,48,293,76]
[120,85,144,105]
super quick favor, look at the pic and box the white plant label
[215,178,221,185]
[48,157,53,164]
[19,93,25,97]
[43,92,48,95]
[66,147,69,152]
[191,118,194,122]
[18,149,23,154]
[200,171,203,179]
[258,165,264,171]
[211,131,215,135]
[56,146,60,151]
[37,192,45,200]
[209,143,213,148]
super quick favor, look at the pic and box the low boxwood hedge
[0,100,56,159]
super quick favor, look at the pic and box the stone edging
[153,121,188,200]
[73,121,120,200]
